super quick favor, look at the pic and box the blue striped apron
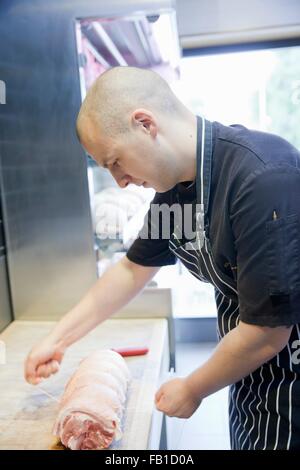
[168,116,300,450]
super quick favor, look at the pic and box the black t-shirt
[127,121,300,328]
[127,180,196,267]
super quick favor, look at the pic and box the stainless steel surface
[0,0,176,321]
[0,255,12,332]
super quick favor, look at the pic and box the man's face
[82,121,178,193]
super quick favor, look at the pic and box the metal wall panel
[0,255,12,332]
[0,179,12,331]
[0,0,174,321]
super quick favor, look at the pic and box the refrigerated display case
[74,9,181,275]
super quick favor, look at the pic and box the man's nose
[117,177,130,188]
[112,171,130,188]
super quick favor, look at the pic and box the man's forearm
[47,256,159,349]
[185,321,292,401]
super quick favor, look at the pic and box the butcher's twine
[36,385,60,403]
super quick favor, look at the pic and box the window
[168,43,300,318]
[173,44,300,149]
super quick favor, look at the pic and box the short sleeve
[231,164,300,327]
[126,191,177,267]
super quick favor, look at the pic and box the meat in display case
[74,9,181,275]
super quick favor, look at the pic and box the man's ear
[131,109,157,138]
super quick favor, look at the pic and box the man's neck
[176,113,197,183]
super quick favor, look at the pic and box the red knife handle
[112,347,149,357]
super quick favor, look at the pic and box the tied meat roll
[53,350,130,450]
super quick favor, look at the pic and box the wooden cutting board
[0,318,169,450]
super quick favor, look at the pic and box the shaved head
[75,66,196,193]
[76,66,182,142]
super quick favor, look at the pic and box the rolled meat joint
[53,350,130,450]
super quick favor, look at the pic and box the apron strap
[196,116,213,231]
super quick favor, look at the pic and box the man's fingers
[50,360,59,375]
[29,376,42,385]
[155,393,166,410]
[24,356,37,383]
[155,387,164,403]
[37,363,51,378]
[35,364,45,377]
[25,366,42,385]
[156,401,164,412]
[36,360,59,379]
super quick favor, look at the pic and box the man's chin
[142,181,174,193]
[155,186,173,194]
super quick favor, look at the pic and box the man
[25,66,300,450]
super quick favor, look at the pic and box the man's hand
[24,338,65,385]
[155,377,202,418]
[173,322,293,405]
